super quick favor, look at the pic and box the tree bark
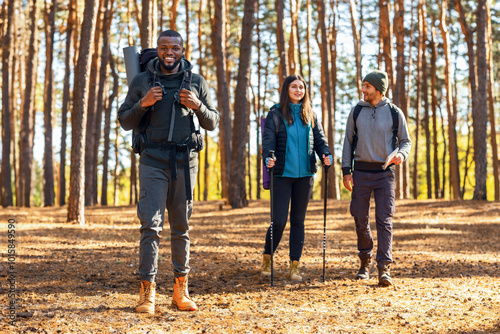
[256,5,262,200]
[170,0,179,30]
[229,0,256,208]
[211,0,232,199]
[85,0,103,206]
[486,0,499,201]
[185,0,191,59]
[100,0,116,206]
[141,0,152,46]
[439,0,461,200]
[59,0,77,206]
[379,0,394,96]
[1,0,14,207]
[412,0,423,199]
[317,0,338,199]
[43,0,57,207]
[430,27,441,198]
[328,0,339,199]
[393,0,407,199]
[19,0,39,207]
[276,0,287,85]
[67,0,99,224]
[349,0,362,100]
[306,0,313,98]
[288,0,299,75]
[473,0,488,200]
[420,4,431,199]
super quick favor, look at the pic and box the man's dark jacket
[118,58,219,169]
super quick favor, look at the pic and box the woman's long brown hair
[279,74,314,128]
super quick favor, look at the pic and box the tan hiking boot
[136,281,156,314]
[356,258,376,280]
[172,277,197,311]
[378,264,393,286]
[261,254,272,277]
[288,260,302,282]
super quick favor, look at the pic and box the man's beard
[159,57,182,71]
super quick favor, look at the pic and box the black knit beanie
[363,70,388,95]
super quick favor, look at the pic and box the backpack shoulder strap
[273,111,280,134]
[388,102,399,148]
[352,104,363,135]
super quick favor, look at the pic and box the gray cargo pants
[137,163,197,282]
[350,169,395,268]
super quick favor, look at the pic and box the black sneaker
[356,259,375,280]
[378,265,393,286]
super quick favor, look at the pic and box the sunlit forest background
[0,0,499,224]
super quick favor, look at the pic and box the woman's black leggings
[264,176,314,261]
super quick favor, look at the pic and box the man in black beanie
[341,70,412,286]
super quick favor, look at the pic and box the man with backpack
[341,70,411,286]
[118,30,219,313]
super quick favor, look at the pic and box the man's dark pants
[350,169,395,268]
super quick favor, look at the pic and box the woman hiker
[261,74,332,282]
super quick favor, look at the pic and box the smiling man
[118,30,219,314]
[341,70,411,286]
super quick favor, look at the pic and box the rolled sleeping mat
[123,45,140,86]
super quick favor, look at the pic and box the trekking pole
[323,164,330,282]
[269,150,276,287]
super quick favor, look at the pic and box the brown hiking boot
[288,260,302,282]
[261,254,272,277]
[172,277,197,311]
[378,264,393,286]
[356,258,376,280]
[136,281,156,314]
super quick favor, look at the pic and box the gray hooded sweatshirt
[341,98,412,176]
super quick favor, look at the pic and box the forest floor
[1,199,500,334]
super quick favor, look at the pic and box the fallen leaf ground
[1,199,499,333]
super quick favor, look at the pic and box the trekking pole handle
[268,150,276,170]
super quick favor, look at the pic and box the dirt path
[1,199,499,333]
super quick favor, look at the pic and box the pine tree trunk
[60,0,76,206]
[43,0,57,207]
[67,0,99,224]
[85,0,103,206]
[96,0,115,206]
[379,0,394,95]
[473,0,488,200]
[101,45,117,207]
[349,0,362,100]
[393,0,407,199]
[328,0,339,199]
[430,27,441,198]
[141,0,152,46]
[403,2,414,199]
[306,0,313,98]
[229,0,256,208]
[486,1,499,201]
[288,0,299,75]
[421,4,431,199]
[256,6,262,200]
[185,0,191,59]
[1,0,14,207]
[211,0,232,200]
[19,0,39,207]
[275,0,287,85]
[170,0,179,30]
[317,0,338,199]
[439,0,461,200]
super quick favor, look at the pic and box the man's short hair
[157,30,184,46]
